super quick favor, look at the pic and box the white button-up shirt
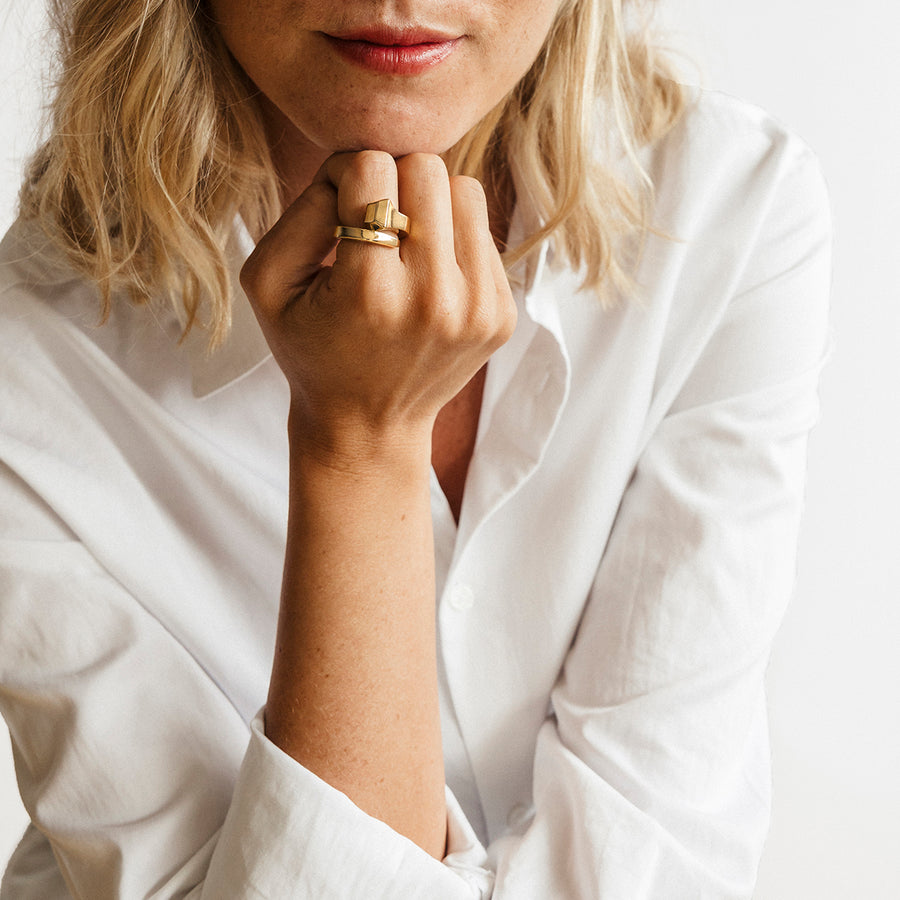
[0,90,831,898]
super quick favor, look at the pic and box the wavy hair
[21,0,684,346]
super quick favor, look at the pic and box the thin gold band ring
[333,226,400,249]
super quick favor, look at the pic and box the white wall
[2,1,898,895]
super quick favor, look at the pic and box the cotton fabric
[0,91,831,898]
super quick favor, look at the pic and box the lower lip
[325,36,460,75]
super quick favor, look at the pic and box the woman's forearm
[265,420,446,858]
[246,151,514,860]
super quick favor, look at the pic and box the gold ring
[364,199,410,237]
[333,225,400,249]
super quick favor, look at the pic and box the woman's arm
[267,431,445,854]
[241,149,515,856]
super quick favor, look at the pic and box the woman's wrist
[287,401,435,480]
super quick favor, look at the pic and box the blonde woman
[0,0,830,896]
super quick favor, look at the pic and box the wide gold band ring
[333,225,400,249]
[364,198,410,237]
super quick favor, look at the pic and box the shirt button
[448,583,475,611]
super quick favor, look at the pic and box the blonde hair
[21,0,683,346]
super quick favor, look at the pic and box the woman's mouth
[322,27,462,75]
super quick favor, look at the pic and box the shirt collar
[504,175,569,357]
[184,220,273,399]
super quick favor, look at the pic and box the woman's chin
[303,103,471,160]
[260,93,474,190]
[318,128,461,160]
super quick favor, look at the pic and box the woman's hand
[241,150,517,466]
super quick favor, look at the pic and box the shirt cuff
[203,711,492,899]
[444,783,494,895]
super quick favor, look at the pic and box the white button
[448,583,475,611]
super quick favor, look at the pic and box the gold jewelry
[333,225,400,249]
[364,199,410,237]
[333,198,410,250]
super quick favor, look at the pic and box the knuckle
[302,180,338,219]
[348,149,395,183]
[450,177,488,221]
[239,246,268,301]
[417,285,457,333]
[468,283,516,348]
[462,304,491,343]
[450,174,486,203]
[496,290,518,341]
[497,301,518,344]
[399,152,448,186]
[417,283,450,324]
[239,251,287,317]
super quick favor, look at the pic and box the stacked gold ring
[333,226,400,248]
[363,198,409,237]
[334,198,409,250]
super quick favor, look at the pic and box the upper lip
[323,25,460,46]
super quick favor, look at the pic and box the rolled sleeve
[204,713,489,899]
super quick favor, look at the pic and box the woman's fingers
[245,150,406,321]
[445,173,517,345]
[317,150,402,275]
[313,151,412,323]
[240,179,338,319]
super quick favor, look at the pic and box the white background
[1,0,898,896]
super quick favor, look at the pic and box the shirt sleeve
[0,465,244,898]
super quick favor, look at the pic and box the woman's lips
[323,29,461,75]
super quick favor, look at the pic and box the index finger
[240,179,339,318]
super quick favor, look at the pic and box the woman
[0,0,830,896]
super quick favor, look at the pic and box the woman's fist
[240,150,516,463]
